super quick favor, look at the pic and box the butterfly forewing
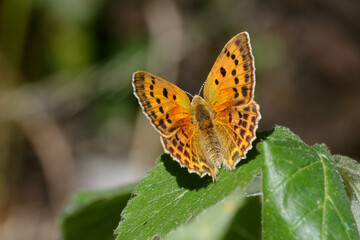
[133,71,192,137]
[203,32,255,111]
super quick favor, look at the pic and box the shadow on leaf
[161,154,212,190]
[160,129,274,190]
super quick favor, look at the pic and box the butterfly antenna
[185,91,194,98]
[198,81,206,96]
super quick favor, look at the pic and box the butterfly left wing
[133,71,192,137]
[160,125,217,179]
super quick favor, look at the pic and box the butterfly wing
[134,71,213,177]
[133,71,192,137]
[215,102,260,169]
[160,126,216,179]
[203,32,255,112]
[203,32,261,168]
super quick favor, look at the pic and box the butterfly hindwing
[133,71,192,137]
[215,102,260,169]
[203,32,255,111]
[161,125,217,178]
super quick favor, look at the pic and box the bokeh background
[0,0,359,239]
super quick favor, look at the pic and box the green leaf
[260,126,358,239]
[334,155,360,232]
[114,131,270,240]
[59,183,136,240]
[165,190,261,240]
[222,195,261,240]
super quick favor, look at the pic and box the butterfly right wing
[133,71,192,137]
[203,32,255,112]
[202,32,260,169]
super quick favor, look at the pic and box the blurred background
[0,0,359,239]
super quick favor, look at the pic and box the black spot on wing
[240,129,246,138]
[233,100,245,106]
[163,88,168,98]
[241,86,248,97]
[245,74,249,83]
[184,150,190,158]
[243,63,249,71]
[159,119,166,129]
[177,144,183,152]
[220,67,226,77]
[242,54,247,61]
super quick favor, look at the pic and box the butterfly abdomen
[203,130,222,170]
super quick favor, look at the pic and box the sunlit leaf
[260,126,358,239]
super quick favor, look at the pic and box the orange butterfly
[133,32,261,180]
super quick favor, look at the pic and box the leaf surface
[334,154,360,233]
[260,126,358,239]
[60,183,135,240]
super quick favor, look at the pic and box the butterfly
[133,32,261,180]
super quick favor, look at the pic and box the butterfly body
[191,95,223,174]
[133,32,261,180]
